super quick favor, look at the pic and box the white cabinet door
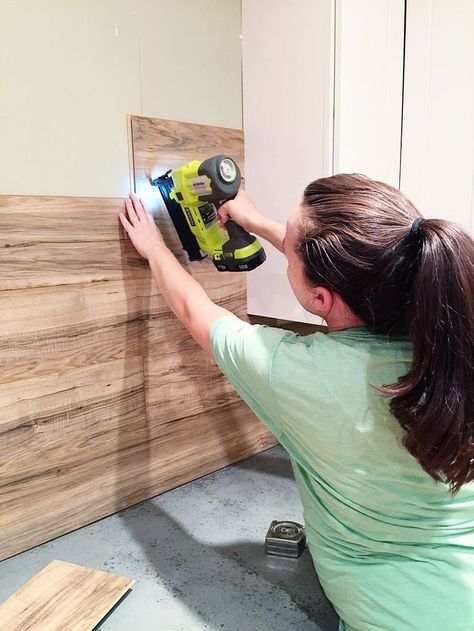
[334,0,405,187]
[400,0,474,233]
[242,0,334,323]
[243,0,405,321]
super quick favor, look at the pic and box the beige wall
[0,0,242,197]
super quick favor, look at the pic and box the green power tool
[151,155,266,272]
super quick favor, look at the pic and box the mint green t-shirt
[210,316,474,631]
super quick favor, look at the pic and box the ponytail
[382,219,474,493]
[298,174,474,493]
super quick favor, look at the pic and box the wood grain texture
[0,117,277,561]
[130,115,244,194]
[0,560,133,631]
[0,196,150,290]
[130,116,245,264]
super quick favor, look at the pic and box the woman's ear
[307,285,334,319]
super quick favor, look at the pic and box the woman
[120,174,474,631]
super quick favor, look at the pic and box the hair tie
[410,217,424,237]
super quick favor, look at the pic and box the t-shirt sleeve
[209,316,288,438]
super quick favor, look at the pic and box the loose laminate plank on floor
[0,560,134,631]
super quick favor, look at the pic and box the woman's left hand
[119,193,167,260]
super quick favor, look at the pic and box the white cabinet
[242,0,334,323]
[242,0,404,322]
[334,0,404,187]
[400,0,474,233]
[243,0,474,321]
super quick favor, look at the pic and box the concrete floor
[0,446,338,631]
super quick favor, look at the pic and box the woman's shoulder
[271,325,413,369]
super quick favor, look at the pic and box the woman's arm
[148,245,231,353]
[119,194,232,355]
[250,217,286,253]
[218,189,286,254]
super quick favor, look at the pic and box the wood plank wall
[0,118,277,561]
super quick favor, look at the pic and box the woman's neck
[324,299,366,332]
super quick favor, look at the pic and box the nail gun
[151,155,266,272]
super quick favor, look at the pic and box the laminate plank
[0,196,125,244]
[0,267,244,383]
[0,279,156,383]
[0,241,150,291]
[130,116,245,259]
[0,560,134,631]
[0,357,145,482]
[0,196,151,290]
[130,115,244,193]
[153,400,276,494]
[144,318,241,425]
[0,197,247,292]
[0,401,274,561]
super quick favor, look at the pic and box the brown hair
[298,173,474,493]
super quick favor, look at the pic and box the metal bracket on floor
[265,520,306,558]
